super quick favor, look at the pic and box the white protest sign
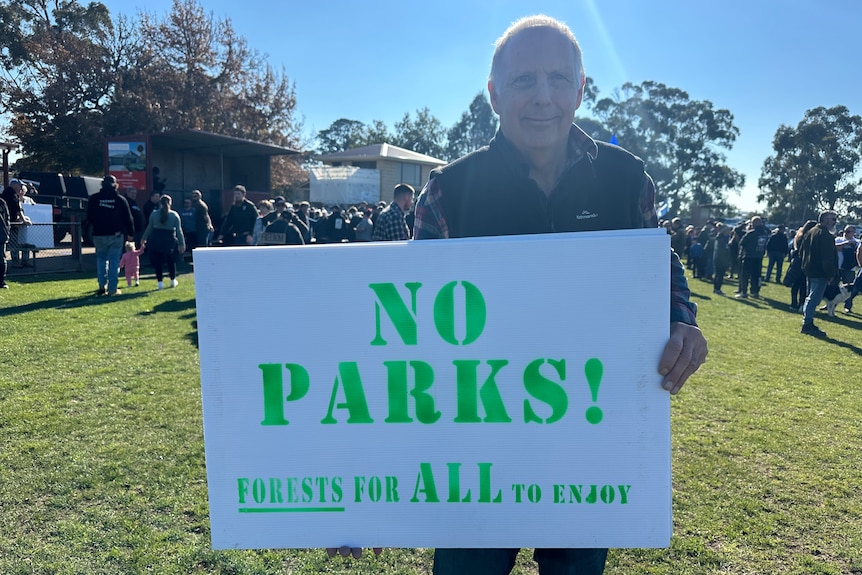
[22,203,53,248]
[195,229,672,550]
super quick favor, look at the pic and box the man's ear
[574,74,585,111]
[488,80,500,114]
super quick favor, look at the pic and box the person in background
[179,197,198,250]
[372,184,414,241]
[119,241,145,287]
[835,225,858,313]
[799,210,838,337]
[87,175,134,296]
[141,195,185,289]
[712,223,732,295]
[217,185,258,246]
[0,191,10,288]
[3,179,32,268]
[253,200,274,245]
[788,220,817,311]
[142,190,161,225]
[124,187,145,247]
[353,208,374,241]
[190,189,214,248]
[765,224,790,283]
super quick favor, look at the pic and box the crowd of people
[663,213,861,337]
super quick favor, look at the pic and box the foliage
[1,0,303,180]
[1,265,861,574]
[314,118,393,155]
[758,105,862,223]
[445,92,498,161]
[590,81,744,217]
[392,107,446,159]
[0,0,115,173]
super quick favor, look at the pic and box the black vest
[432,134,646,239]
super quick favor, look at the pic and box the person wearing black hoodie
[87,175,134,295]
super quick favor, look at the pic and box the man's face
[183,199,192,210]
[126,188,137,201]
[488,27,583,157]
[150,193,160,205]
[233,190,244,204]
[275,201,286,212]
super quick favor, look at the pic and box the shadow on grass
[0,289,151,317]
[137,297,200,349]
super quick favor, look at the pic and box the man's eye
[512,75,534,87]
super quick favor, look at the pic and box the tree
[758,106,862,223]
[445,92,498,161]
[0,0,115,173]
[316,118,370,154]
[589,81,744,216]
[392,107,446,159]
[3,0,303,177]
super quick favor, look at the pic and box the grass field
[1,265,860,574]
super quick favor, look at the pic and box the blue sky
[98,0,861,212]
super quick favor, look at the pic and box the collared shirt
[372,201,410,241]
[413,124,697,326]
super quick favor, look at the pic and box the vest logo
[576,210,599,220]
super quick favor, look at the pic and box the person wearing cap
[217,185,258,246]
[87,175,134,295]
[372,183,414,241]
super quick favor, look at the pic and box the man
[217,185,258,246]
[765,225,790,283]
[295,201,312,243]
[190,189,214,247]
[799,210,839,337]
[179,197,198,250]
[124,187,145,247]
[408,16,706,575]
[835,225,858,313]
[735,215,769,299]
[372,183,414,241]
[324,205,350,243]
[142,190,161,225]
[87,175,134,296]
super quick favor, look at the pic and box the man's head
[819,210,838,231]
[393,184,415,211]
[9,178,22,192]
[190,189,202,202]
[233,185,247,205]
[488,15,585,156]
[183,198,192,210]
[102,175,119,192]
[274,196,287,213]
[125,187,137,200]
[843,226,856,238]
[751,216,763,228]
[149,190,160,204]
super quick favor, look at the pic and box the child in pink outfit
[119,241,145,287]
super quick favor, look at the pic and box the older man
[799,210,839,337]
[411,15,706,575]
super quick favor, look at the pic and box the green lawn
[1,267,860,574]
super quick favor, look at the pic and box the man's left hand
[658,322,707,395]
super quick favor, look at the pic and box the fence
[5,221,84,275]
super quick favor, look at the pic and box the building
[315,143,446,204]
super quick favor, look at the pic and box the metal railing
[5,222,84,274]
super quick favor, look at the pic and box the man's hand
[325,547,382,559]
[658,322,707,395]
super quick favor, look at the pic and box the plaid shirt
[413,125,698,326]
[372,201,410,241]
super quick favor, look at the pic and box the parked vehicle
[18,171,101,245]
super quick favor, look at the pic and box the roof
[317,143,446,166]
[143,130,300,158]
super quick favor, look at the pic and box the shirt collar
[491,123,599,176]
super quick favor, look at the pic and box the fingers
[325,547,382,559]
[659,322,708,394]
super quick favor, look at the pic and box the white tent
[309,166,379,206]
